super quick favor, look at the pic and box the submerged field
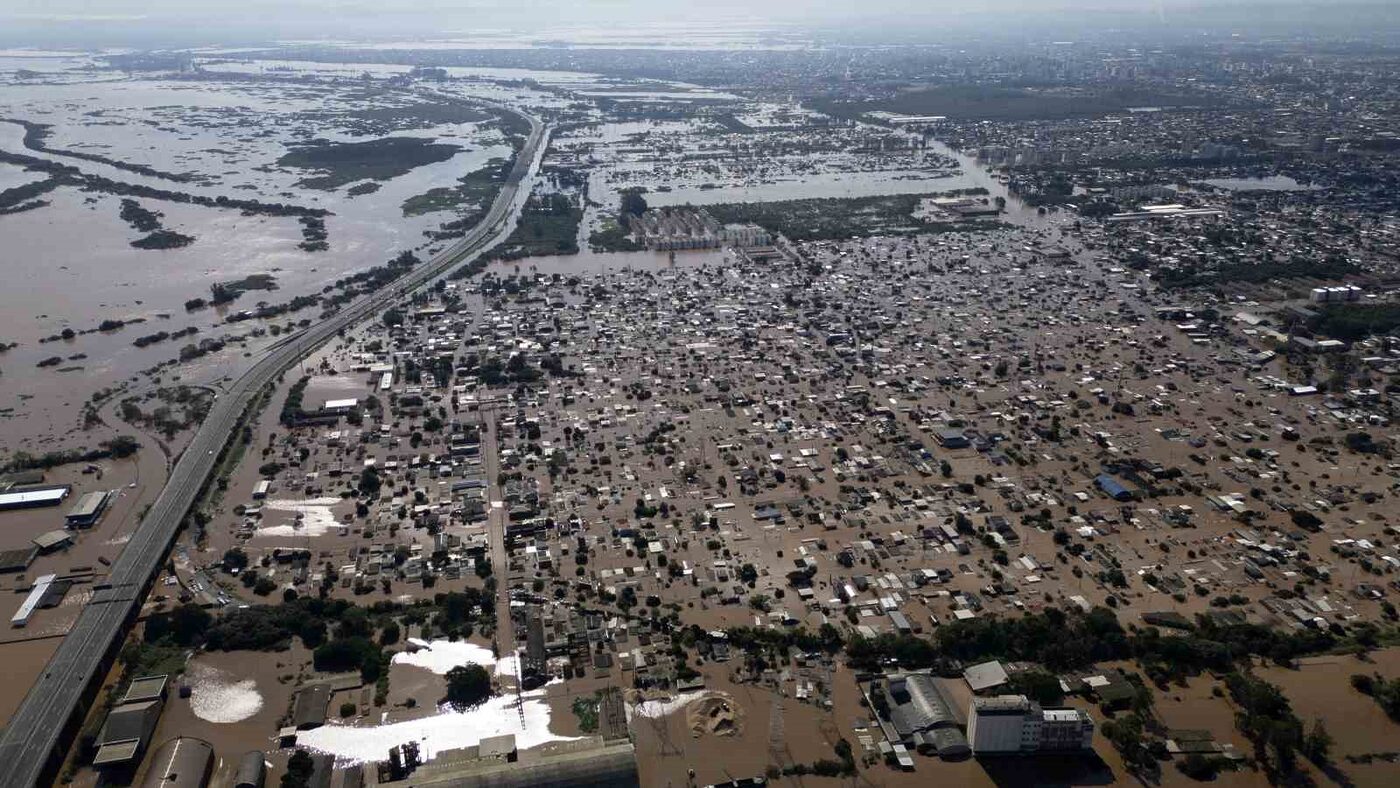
[0,58,523,452]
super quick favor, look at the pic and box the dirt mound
[686,692,744,738]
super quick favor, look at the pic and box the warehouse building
[92,697,165,770]
[291,684,331,729]
[232,751,266,788]
[0,546,37,573]
[140,737,214,788]
[0,484,71,511]
[11,573,56,627]
[885,674,971,759]
[32,529,73,554]
[66,490,112,527]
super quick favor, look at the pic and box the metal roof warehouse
[0,485,71,510]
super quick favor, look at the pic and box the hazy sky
[2,0,1394,46]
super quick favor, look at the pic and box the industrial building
[66,490,112,527]
[11,573,57,628]
[0,484,71,511]
[967,695,1094,755]
[122,675,169,705]
[884,674,972,759]
[631,207,770,251]
[0,545,36,573]
[399,739,640,787]
[1095,474,1134,502]
[1310,285,1363,303]
[140,737,214,788]
[32,529,73,554]
[232,751,267,788]
[320,398,360,415]
[92,697,165,769]
[291,684,331,729]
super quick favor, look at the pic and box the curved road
[0,106,548,787]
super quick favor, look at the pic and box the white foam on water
[295,687,577,765]
[391,639,497,674]
[257,497,344,537]
[187,663,265,724]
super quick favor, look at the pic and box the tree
[281,749,315,788]
[1226,672,1303,775]
[445,663,492,708]
[1177,753,1221,781]
[620,190,648,218]
[1009,670,1063,707]
[1303,718,1333,764]
[221,547,249,573]
[143,603,211,647]
[103,435,140,458]
[358,466,382,497]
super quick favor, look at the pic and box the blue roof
[1096,474,1130,499]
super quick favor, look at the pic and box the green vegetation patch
[1152,255,1358,290]
[705,191,1001,241]
[131,229,194,250]
[1312,303,1400,342]
[279,136,462,191]
[572,694,601,732]
[344,101,492,130]
[402,156,510,218]
[588,216,643,252]
[486,192,582,260]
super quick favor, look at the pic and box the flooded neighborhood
[1,6,1400,788]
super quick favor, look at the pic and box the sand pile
[686,692,743,738]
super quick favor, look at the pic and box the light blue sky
[1,0,1393,46]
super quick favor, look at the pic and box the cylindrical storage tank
[233,751,267,788]
[141,737,214,788]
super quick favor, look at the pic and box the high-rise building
[967,695,1094,755]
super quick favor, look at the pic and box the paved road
[0,107,548,788]
[480,410,517,663]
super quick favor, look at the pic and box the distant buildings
[1104,204,1225,223]
[1309,285,1363,303]
[631,207,770,250]
[967,695,1094,755]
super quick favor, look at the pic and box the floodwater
[0,161,45,190]
[1258,649,1400,770]
[0,71,514,450]
[295,23,815,52]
